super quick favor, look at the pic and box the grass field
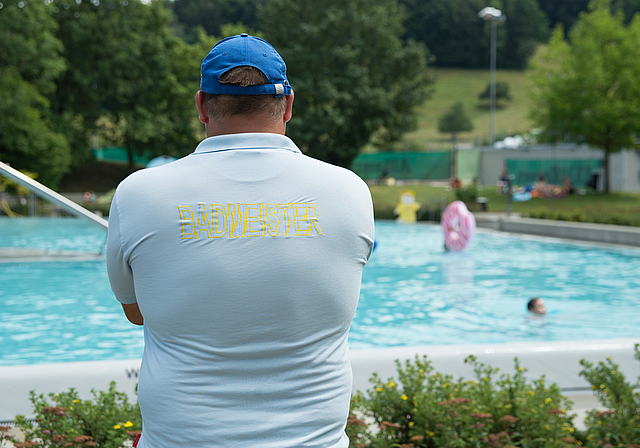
[400,68,534,151]
[369,184,640,226]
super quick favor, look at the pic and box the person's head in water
[527,297,546,315]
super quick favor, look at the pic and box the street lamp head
[478,6,506,22]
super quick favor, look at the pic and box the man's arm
[122,303,144,325]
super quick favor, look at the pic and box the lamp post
[478,7,506,147]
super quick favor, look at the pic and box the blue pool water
[1,217,639,366]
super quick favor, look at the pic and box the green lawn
[369,184,640,226]
[401,68,534,151]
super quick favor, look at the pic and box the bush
[454,185,479,208]
[375,204,442,222]
[579,344,640,447]
[524,208,640,227]
[349,355,578,447]
[7,348,640,447]
[13,382,140,448]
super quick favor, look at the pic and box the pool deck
[474,212,640,247]
[1,216,639,430]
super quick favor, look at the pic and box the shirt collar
[193,133,302,155]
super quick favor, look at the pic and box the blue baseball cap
[200,33,292,98]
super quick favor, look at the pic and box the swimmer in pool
[527,297,546,315]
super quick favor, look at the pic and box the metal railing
[0,162,108,230]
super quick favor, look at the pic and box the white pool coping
[1,338,637,425]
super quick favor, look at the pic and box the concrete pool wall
[475,213,640,247]
[2,338,638,427]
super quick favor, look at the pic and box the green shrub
[13,382,141,448]
[0,426,13,448]
[579,344,640,447]
[524,208,640,227]
[349,355,578,447]
[454,185,479,207]
[374,204,442,222]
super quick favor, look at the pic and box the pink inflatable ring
[441,200,476,251]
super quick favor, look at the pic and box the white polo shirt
[106,133,374,448]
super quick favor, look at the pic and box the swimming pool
[1,217,639,365]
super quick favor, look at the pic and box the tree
[259,0,434,168]
[528,0,640,192]
[169,0,264,43]
[438,102,473,178]
[499,0,550,69]
[399,0,548,69]
[537,0,590,34]
[478,81,512,107]
[50,0,202,169]
[0,0,71,188]
[537,0,640,36]
[400,0,488,68]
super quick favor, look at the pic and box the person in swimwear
[527,297,547,315]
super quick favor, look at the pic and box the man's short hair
[203,66,287,122]
[527,298,540,311]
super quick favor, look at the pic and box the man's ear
[283,90,294,124]
[196,90,210,124]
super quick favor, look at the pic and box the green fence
[351,152,450,180]
[506,159,602,187]
[94,147,151,166]
[457,150,481,182]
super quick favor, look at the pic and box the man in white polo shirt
[106,34,374,448]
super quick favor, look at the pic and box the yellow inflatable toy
[394,190,421,223]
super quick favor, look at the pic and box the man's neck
[206,115,285,137]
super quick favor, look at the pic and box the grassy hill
[400,68,534,151]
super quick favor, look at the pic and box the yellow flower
[401,394,408,400]
[376,388,382,392]
[607,356,611,360]
[598,421,603,425]
[73,399,80,403]
[428,432,434,437]
[389,381,396,387]
[545,425,550,430]
[603,389,608,394]
[578,442,583,446]
[569,427,575,433]
[124,421,133,428]
[529,391,535,396]
[114,425,121,429]
[600,384,605,389]
[518,366,523,372]
[591,385,596,390]
[545,398,551,404]
[612,370,616,374]
[408,421,414,426]
[418,369,424,374]
[443,383,449,388]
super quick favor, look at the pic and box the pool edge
[2,338,637,423]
